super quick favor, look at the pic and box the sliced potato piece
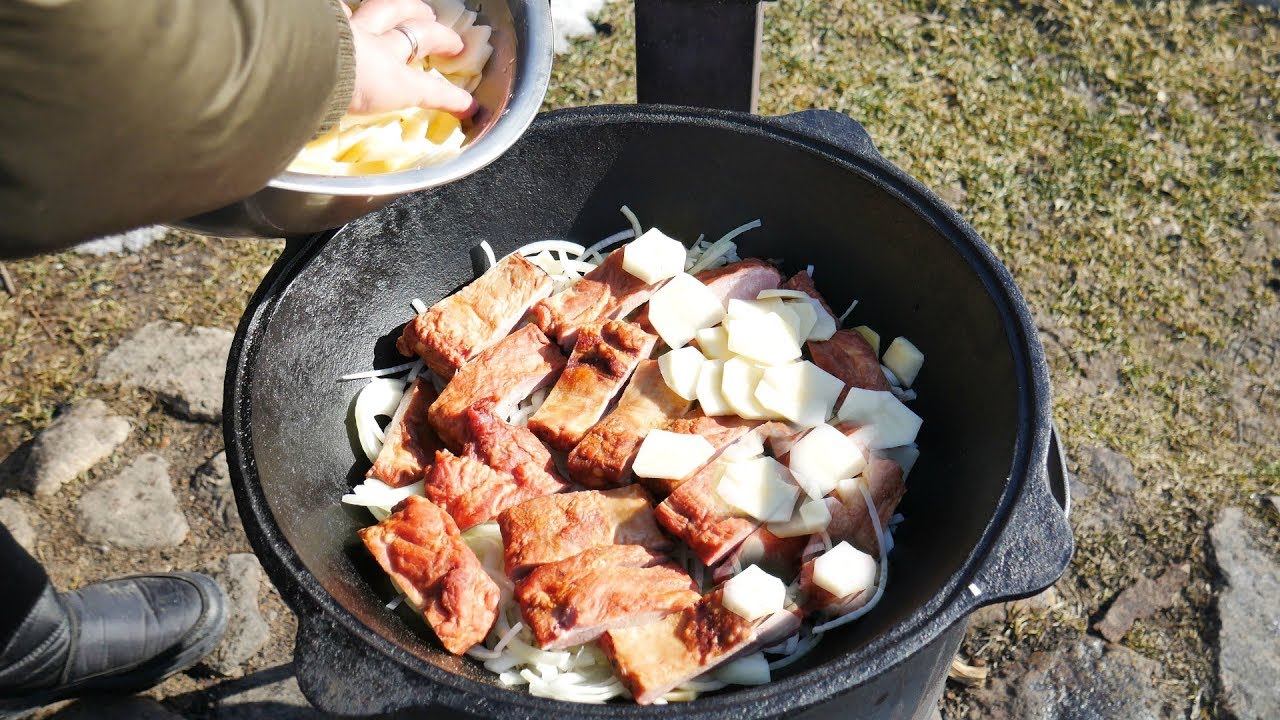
[853,325,881,355]
[721,357,773,419]
[622,228,687,284]
[766,497,833,538]
[722,566,786,621]
[726,313,802,366]
[649,273,727,349]
[658,346,705,401]
[716,457,799,522]
[754,361,844,427]
[812,541,877,599]
[837,388,923,449]
[632,430,716,480]
[696,359,734,416]
[695,325,732,359]
[787,423,867,498]
[882,337,924,387]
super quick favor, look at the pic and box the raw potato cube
[837,388,923,449]
[659,346,706,400]
[853,325,881,356]
[754,361,845,427]
[721,357,773,419]
[766,497,833,538]
[805,298,838,341]
[716,457,799,522]
[648,273,727,349]
[713,652,771,686]
[721,565,786,621]
[623,228,687,284]
[812,541,877,599]
[882,337,924,387]
[878,445,920,478]
[696,359,734,416]
[786,300,819,341]
[695,326,731,359]
[633,430,716,480]
[787,423,867,498]
[726,314,802,366]
[720,432,765,462]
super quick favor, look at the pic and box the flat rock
[967,633,1181,719]
[0,497,36,551]
[211,668,330,719]
[1211,508,1280,720]
[77,454,188,549]
[206,553,271,676]
[969,586,1061,627]
[1071,445,1141,532]
[193,451,242,534]
[96,321,233,422]
[15,399,130,496]
[45,696,185,719]
[1093,564,1189,642]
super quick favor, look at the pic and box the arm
[0,0,354,256]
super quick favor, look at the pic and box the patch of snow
[550,0,607,53]
[72,225,167,256]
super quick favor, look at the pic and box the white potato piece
[786,300,819,341]
[622,228,687,284]
[720,431,765,462]
[658,346,705,401]
[882,337,924,387]
[755,289,812,301]
[766,497,833,538]
[806,298,838,341]
[713,652,771,686]
[695,325,732,359]
[722,565,787,621]
[726,314,802,366]
[632,430,716,480]
[878,445,921,478]
[837,388,923,449]
[432,23,493,76]
[649,273,727,349]
[787,423,867,498]
[812,541,878,599]
[754,361,845,427]
[853,325,881,355]
[716,457,799,522]
[721,357,773,419]
[696,359,734,416]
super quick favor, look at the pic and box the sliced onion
[352,378,407,462]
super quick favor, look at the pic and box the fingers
[405,70,478,117]
[350,0,435,33]
[392,18,465,60]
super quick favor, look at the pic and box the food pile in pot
[339,210,925,704]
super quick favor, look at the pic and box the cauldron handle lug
[767,109,884,164]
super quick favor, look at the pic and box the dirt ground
[1,1,1277,718]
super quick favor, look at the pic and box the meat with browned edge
[428,324,566,450]
[397,254,553,379]
[711,525,809,585]
[600,588,760,705]
[359,496,499,654]
[567,360,693,488]
[366,378,445,488]
[528,320,657,451]
[515,545,700,651]
[531,251,661,348]
[498,485,670,578]
[827,456,905,556]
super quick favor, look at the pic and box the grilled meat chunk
[567,360,693,488]
[397,254,553,379]
[428,324,566,449]
[827,456,905,556]
[711,525,808,585]
[366,378,444,488]
[515,545,700,651]
[531,251,661,348]
[600,588,759,705]
[359,496,499,654]
[639,414,758,496]
[528,320,657,451]
[498,485,670,578]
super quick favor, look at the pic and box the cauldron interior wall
[245,114,1020,690]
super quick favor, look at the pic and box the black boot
[0,572,227,715]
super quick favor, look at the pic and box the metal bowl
[171,0,553,239]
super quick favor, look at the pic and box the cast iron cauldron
[224,106,1073,719]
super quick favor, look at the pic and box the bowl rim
[266,0,554,197]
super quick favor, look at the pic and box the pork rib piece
[527,320,657,451]
[359,496,499,654]
[711,525,809,585]
[530,251,660,348]
[428,323,566,450]
[515,545,700,651]
[655,422,799,566]
[422,401,569,530]
[826,455,905,556]
[567,360,693,488]
[497,485,670,578]
[637,414,758,496]
[366,378,445,488]
[781,270,889,394]
[397,253,553,379]
[797,554,875,619]
[600,588,760,705]
[635,259,782,332]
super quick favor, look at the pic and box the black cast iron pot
[224,105,1073,719]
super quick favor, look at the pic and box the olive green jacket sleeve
[0,0,354,257]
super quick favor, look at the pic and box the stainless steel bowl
[172,0,553,239]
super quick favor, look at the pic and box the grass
[1,2,1277,717]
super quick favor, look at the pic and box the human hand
[345,0,477,117]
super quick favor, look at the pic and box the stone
[77,454,188,549]
[212,668,329,719]
[967,633,1181,719]
[46,696,186,719]
[14,399,130,496]
[0,497,36,551]
[96,321,234,422]
[194,451,242,534]
[1268,495,1280,515]
[1211,508,1280,720]
[1093,565,1189,642]
[969,586,1060,627]
[71,225,167,256]
[206,553,271,677]
[1070,445,1140,532]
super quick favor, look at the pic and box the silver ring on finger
[392,24,420,64]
